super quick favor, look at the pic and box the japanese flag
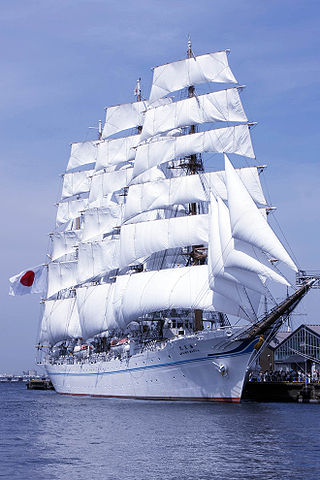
[9,264,47,296]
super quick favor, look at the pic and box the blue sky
[1,0,319,373]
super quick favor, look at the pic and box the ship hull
[45,332,257,402]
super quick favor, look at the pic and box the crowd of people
[249,369,320,383]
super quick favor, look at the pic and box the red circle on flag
[20,270,35,287]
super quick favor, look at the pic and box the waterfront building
[259,325,320,373]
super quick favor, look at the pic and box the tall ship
[10,40,315,402]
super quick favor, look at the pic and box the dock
[243,381,320,403]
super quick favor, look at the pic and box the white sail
[89,165,166,209]
[95,135,140,171]
[124,174,204,222]
[117,265,258,326]
[66,140,99,171]
[208,195,262,317]
[149,51,237,103]
[47,261,78,298]
[89,167,133,206]
[120,214,208,268]
[141,88,247,141]
[124,167,266,223]
[50,231,82,261]
[77,238,120,283]
[208,195,288,291]
[61,170,94,201]
[39,297,82,346]
[76,284,113,340]
[224,155,298,271]
[81,203,122,242]
[102,98,172,138]
[102,101,147,138]
[123,208,171,225]
[56,198,88,227]
[130,165,166,186]
[77,263,261,339]
[217,197,289,286]
[133,125,255,178]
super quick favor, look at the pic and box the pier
[243,380,320,403]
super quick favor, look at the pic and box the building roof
[272,324,320,351]
[269,331,291,349]
[307,325,320,335]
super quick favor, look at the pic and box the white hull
[46,331,257,403]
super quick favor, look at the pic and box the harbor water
[1,382,319,480]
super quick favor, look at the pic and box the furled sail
[39,297,82,346]
[132,124,255,178]
[120,214,209,268]
[124,167,266,223]
[149,51,237,103]
[141,87,247,141]
[66,140,99,171]
[224,155,298,271]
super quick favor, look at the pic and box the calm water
[1,383,319,480]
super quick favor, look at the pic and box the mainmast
[186,37,204,185]
[187,36,204,331]
[98,120,102,140]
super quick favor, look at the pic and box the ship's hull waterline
[46,332,257,403]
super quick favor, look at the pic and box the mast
[134,78,143,133]
[187,36,204,331]
[186,36,203,189]
[98,120,102,140]
[72,120,102,230]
